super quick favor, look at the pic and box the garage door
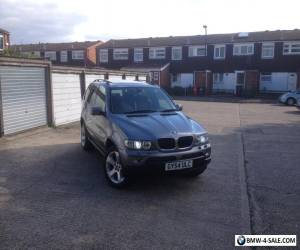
[85,74,105,89]
[125,75,136,81]
[108,75,123,81]
[138,75,147,81]
[52,73,81,126]
[0,66,47,135]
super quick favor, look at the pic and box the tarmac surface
[0,101,299,250]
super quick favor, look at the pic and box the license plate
[165,159,193,171]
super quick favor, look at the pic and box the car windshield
[110,86,177,114]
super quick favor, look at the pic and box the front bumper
[119,144,211,172]
[278,96,287,103]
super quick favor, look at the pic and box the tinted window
[110,87,176,114]
[90,91,106,112]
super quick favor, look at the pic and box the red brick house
[96,30,300,95]
[11,41,102,67]
[0,28,10,52]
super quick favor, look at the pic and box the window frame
[44,51,57,61]
[233,43,254,56]
[72,50,84,60]
[134,48,143,62]
[260,73,272,83]
[213,73,224,84]
[149,47,166,59]
[283,42,300,55]
[188,45,206,57]
[261,43,274,59]
[214,45,226,59]
[99,49,108,63]
[113,48,129,60]
[60,50,68,62]
[171,46,182,60]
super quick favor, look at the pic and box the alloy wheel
[105,151,125,184]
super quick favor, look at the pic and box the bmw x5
[81,80,211,187]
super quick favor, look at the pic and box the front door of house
[287,73,297,91]
[235,71,245,96]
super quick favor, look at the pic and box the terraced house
[12,41,103,67]
[96,29,300,95]
[0,28,10,52]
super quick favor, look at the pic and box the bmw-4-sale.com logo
[237,235,246,246]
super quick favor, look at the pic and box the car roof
[91,79,155,88]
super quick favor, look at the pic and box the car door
[88,86,107,150]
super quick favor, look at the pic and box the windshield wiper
[124,109,156,114]
[160,108,178,112]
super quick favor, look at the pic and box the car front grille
[157,136,194,150]
[177,136,193,148]
[157,138,176,149]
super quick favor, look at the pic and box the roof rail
[92,79,111,85]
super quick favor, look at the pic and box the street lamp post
[203,25,207,56]
[203,25,208,95]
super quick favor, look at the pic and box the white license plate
[165,159,193,171]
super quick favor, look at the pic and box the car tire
[81,122,92,151]
[184,163,207,177]
[286,98,296,106]
[104,146,129,188]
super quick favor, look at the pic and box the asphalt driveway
[0,101,299,250]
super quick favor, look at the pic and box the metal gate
[52,73,81,126]
[0,66,47,135]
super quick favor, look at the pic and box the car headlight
[124,140,152,150]
[195,134,209,145]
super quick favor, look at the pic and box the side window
[90,91,106,112]
[84,87,91,101]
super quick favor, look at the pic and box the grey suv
[81,80,211,187]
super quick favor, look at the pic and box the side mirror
[176,103,183,111]
[91,107,105,116]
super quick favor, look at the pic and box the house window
[233,43,254,56]
[0,34,3,50]
[60,51,68,62]
[72,50,84,60]
[44,51,57,61]
[149,47,166,59]
[172,74,178,82]
[33,51,40,57]
[283,42,300,55]
[213,73,224,84]
[113,48,128,60]
[214,45,226,59]
[260,73,272,83]
[153,72,159,81]
[134,48,143,62]
[99,49,108,63]
[261,43,274,59]
[188,46,206,57]
[172,47,182,60]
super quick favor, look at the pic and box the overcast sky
[0,0,299,44]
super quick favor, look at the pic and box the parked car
[80,80,211,187]
[278,90,300,105]
[296,98,300,110]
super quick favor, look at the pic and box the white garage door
[0,66,47,135]
[52,73,81,126]
[138,75,147,81]
[109,75,123,81]
[125,75,136,81]
[85,74,105,89]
